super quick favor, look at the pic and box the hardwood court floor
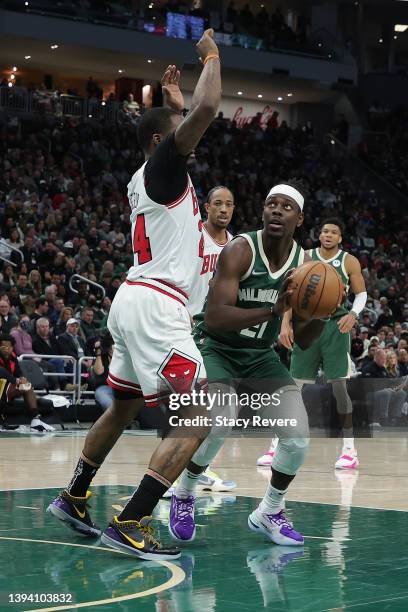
[1,433,408,611]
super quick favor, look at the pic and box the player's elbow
[195,101,218,121]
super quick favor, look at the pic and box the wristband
[203,54,220,65]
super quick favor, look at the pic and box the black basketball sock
[118,474,168,522]
[67,456,99,498]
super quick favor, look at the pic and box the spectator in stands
[49,297,65,327]
[0,300,18,334]
[362,348,406,426]
[397,349,408,376]
[16,273,31,298]
[90,334,113,411]
[122,93,141,122]
[54,306,74,336]
[28,269,43,297]
[80,307,98,340]
[57,318,86,361]
[0,264,16,289]
[32,317,61,357]
[30,297,49,331]
[10,315,35,356]
[13,236,38,270]
[0,334,53,431]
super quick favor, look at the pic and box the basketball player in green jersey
[259,218,367,470]
[169,181,332,546]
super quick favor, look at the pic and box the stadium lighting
[10,74,15,80]
[118,69,123,73]
[394,35,398,39]
[395,25,408,32]
[50,44,59,50]
[147,59,152,63]
[101,101,106,106]
[12,66,17,71]
[378,38,383,43]
[287,93,293,97]
[24,1,28,5]
[8,82,13,87]
[331,139,335,145]
[237,91,243,95]
[24,55,31,59]
[277,96,283,101]
[257,94,263,98]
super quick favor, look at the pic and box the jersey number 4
[133,212,204,264]
[133,214,152,264]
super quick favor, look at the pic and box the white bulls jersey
[187,224,233,316]
[126,161,204,301]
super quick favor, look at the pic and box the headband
[267,184,304,210]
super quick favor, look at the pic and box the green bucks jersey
[194,230,305,349]
[310,248,349,318]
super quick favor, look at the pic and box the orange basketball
[289,261,344,320]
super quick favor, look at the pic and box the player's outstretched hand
[196,28,219,64]
[337,312,357,333]
[161,65,184,113]
[273,273,296,318]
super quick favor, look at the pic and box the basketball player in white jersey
[48,29,222,560]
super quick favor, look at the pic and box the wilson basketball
[289,261,344,319]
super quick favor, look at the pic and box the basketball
[289,261,344,319]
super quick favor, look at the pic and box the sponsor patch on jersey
[333,259,341,267]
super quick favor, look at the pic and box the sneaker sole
[248,512,304,547]
[47,503,101,537]
[100,532,181,560]
[168,522,196,543]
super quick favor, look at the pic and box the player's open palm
[161,65,184,112]
[196,28,219,63]
[337,313,356,333]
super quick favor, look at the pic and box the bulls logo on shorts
[158,349,201,395]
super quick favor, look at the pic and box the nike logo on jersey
[252,271,268,276]
[122,532,145,549]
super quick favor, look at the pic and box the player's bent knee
[272,437,310,475]
[109,396,143,426]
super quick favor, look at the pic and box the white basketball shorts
[107,279,207,406]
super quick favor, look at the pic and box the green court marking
[1,486,408,611]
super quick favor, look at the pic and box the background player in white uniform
[187,186,234,318]
[48,29,222,561]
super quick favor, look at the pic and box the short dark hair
[36,297,48,308]
[320,217,345,235]
[0,334,14,346]
[137,107,179,153]
[206,186,234,204]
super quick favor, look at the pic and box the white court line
[0,536,185,612]
[16,506,39,510]
[323,592,408,610]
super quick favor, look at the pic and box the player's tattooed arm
[205,238,279,331]
[174,29,221,156]
[337,254,366,334]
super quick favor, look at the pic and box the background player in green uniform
[169,181,332,546]
[261,218,367,470]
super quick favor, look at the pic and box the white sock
[342,436,355,452]
[175,468,201,499]
[259,483,287,514]
[269,437,278,453]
